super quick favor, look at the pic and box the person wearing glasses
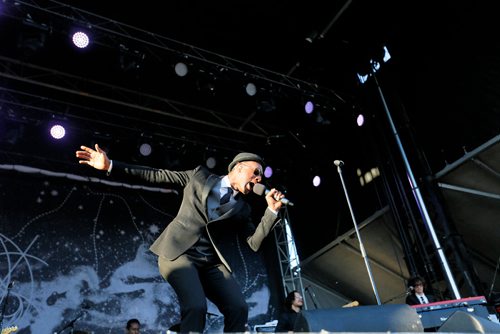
[75,145,285,333]
[405,276,438,305]
[275,290,306,332]
[125,319,141,334]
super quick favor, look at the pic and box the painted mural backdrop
[0,166,274,334]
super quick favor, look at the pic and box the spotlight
[357,73,369,84]
[174,62,188,77]
[139,143,152,156]
[382,46,391,62]
[356,114,365,127]
[245,82,257,96]
[264,166,273,178]
[71,31,90,49]
[206,156,216,169]
[304,101,314,114]
[50,124,66,140]
[312,175,321,187]
[370,59,381,71]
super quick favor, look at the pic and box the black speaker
[297,304,423,332]
[437,311,500,333]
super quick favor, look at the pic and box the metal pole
[371,72,461,299]
[334,160,382,305]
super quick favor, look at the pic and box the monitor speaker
[437,311,500,333]
[297,304,423,332]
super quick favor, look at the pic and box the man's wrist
[267,207,278,215]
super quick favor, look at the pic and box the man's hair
[285,290,299,310]
[126,318,140,329]
[408,275,426,288]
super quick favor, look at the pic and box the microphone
[7,281,15,289]
[253,183,294,206]
[334,160,344,167]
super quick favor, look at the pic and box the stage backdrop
[0,166,276,334]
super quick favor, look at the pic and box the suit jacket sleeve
[245,208,280,252]
[111,161,194,186]
[406,294,419,305]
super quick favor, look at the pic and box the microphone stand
[335,160,382,305]
[55,310,86,334]
[383,289,412,304]
[305,286,319,309]
[370,69,461,299]
[488,254,500,299]
[0,281,14,329]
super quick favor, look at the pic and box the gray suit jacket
[112,161,280,272]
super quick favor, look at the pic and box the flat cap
[228,152,265,172]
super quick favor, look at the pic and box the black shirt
[275,309,307,332]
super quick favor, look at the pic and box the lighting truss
[2,0,346,105]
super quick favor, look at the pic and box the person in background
[405,276,438,305]
[126,318,140,334]
[275,290,306,332]
[76,144,285,333]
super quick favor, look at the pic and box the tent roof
[300,136,500,305]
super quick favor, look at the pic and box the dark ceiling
[1,0,499,258]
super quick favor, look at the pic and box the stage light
[370,59,381,71]
[304,101,314,114]
[119,44,145,73]
[383,46,391,62]
[312,175,321,187]
[206,156,216,169]
[256,98,276,113]
[16,18,49,56]
[245,82,257,96]
[357,114,365,126]
[139,143,152,156]
[50,124,66,139]
[264,166,273,178]
[194,68,218,97]
[174,62,188,77]
[357,73,369,84]
[315,111,330,125]
[357,166,380,186]
[357,46,391,84]
[71,31,90,49]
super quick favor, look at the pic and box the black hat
[228,152,264,172]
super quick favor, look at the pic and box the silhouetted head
[126,318,140,334]
[285,290,303,311]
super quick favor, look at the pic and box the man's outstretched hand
[75,144,111,171]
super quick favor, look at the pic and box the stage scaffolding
[273,207,308,309]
